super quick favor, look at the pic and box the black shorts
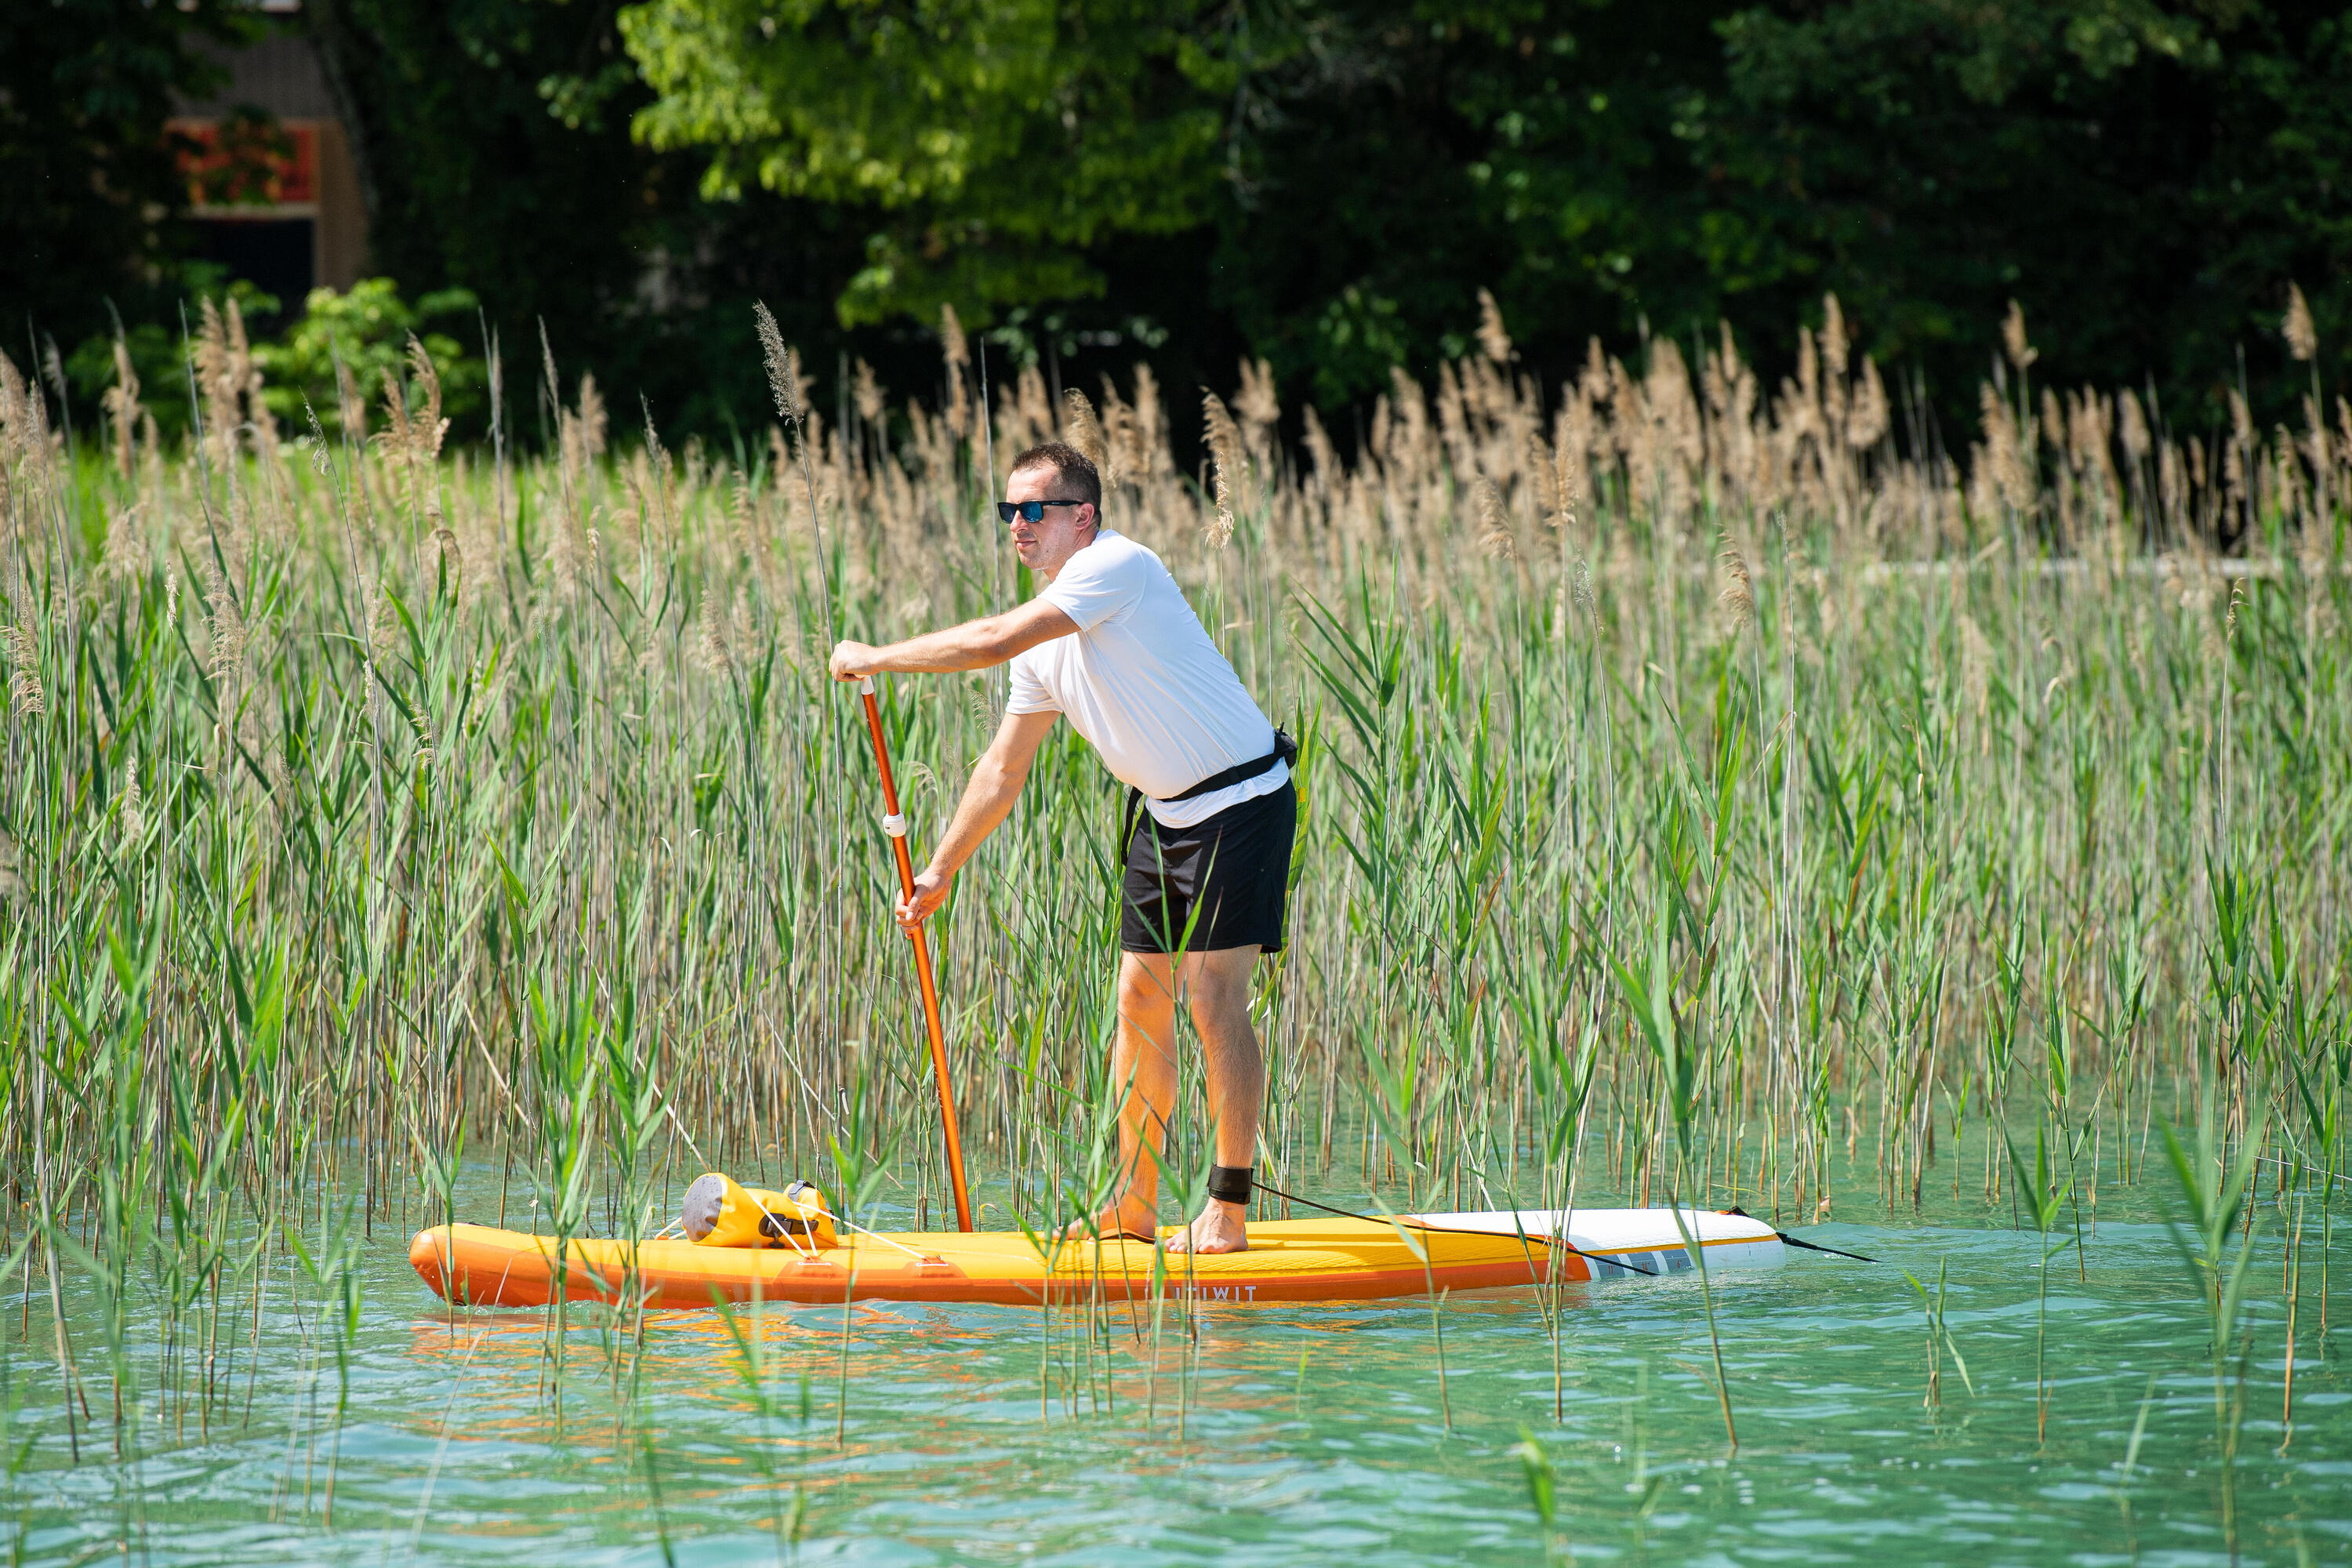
[1120,780,1297,955]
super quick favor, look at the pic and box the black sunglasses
[996,499,1088,524]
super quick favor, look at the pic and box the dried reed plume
[335,358,366,441]
[1063,388,1109,480]
[116,769,145,850]
[2,625,40,719]
[1476,289,1513,365]
[2284,284,2318,363]
[1976,384,2034,514]
[1131,365,1167,479]
[1235,358,1280,467]
[1716,527,1755,636]
[1201,390,1243,549]
[2002,300,2038,372]
[754,301,803,423]
[407,336,450,462]
[0,349,44,476]
[103,502,149,581]
[575,373,607,461]
[198,555,246,685]
[102,335,142,479]
[940,305,971,437]
[1475,479,1515,558]
[1847,358,1890,450]
[695,592,734,677]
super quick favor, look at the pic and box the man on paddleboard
[827,441,1293,1254]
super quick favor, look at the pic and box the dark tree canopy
[0,0,249,351]
[5,0,2346,443]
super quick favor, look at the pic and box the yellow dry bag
[680,1173,839,1250]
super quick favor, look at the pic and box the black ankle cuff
[1207,1164,1254,1205]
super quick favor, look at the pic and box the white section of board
[1404,1208,1786,1276]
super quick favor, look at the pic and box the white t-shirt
[1007,530,1287,829]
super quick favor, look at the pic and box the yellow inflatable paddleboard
[409,1206,1784,1309]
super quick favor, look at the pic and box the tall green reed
[0,288,2342,1487]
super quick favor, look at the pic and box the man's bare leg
[1065,951,1179,1242]
[1164,945,1265,1255]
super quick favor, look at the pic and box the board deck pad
[410,1208,1784,1308]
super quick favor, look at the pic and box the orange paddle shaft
[856,675,975,1232]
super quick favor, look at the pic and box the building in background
[168,23,366,310]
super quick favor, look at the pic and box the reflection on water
[3,1174,2347,1565]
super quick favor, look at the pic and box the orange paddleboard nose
[409,1228,452,1296]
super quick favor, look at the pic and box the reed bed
[0,289,2346,1461]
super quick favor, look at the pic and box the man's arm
[894,706,1061,929]
[830,599,1077,682]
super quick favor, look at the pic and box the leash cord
[1720,1207,1878,1263]
[1773,1232,1879,1264]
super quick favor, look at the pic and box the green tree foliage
[1198,2,1742,405]
[252,278,485,436]
[11,0,2343,444]
[1704,0,2350,416]
[306,0,880,437]
[0,0,249,348]
[621,0,1232,324]
[62,274,281,440]
[307,0,663,361]
[618,0,2347,424]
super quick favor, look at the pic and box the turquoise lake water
[4,1171,2346,1565]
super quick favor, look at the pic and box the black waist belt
[1123,729,1297,840]
[1162,729,1298,804]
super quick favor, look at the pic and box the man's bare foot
[1163,1198,1249,1254]
[1065,1196,1159,1244]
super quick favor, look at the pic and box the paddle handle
[858,676,975,1232]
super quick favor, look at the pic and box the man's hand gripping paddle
[855,674,975,1232]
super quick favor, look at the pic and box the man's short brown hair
[1008,441,1102,513]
